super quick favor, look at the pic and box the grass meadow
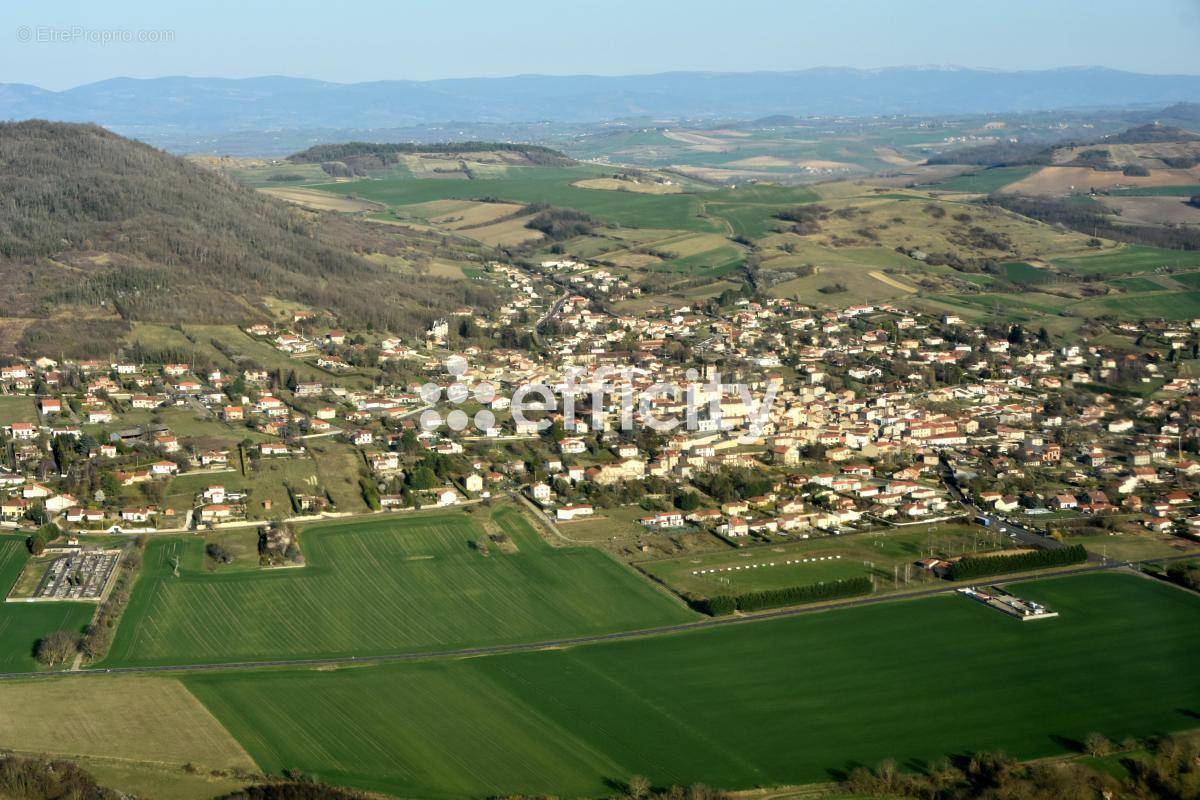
[101,507,693,667]
[185,573,1200,798]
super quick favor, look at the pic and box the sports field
[0,537,95,672]
[102,507,693,667]
[639,523,1003,596]
[185,572,1200,798]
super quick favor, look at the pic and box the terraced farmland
[102,507,693,667]
[186,573,1200,798]
[0,537,95,672]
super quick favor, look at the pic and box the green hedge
[945,544,1087,581]
[692,577,873,616]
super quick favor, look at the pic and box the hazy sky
[4,0,1199,90]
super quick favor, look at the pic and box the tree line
[944,544,1087,581]
[692,576,873,616]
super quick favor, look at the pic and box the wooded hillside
[0,121,493,347]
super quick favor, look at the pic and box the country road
[3,555,1186,682]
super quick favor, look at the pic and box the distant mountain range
[4,68,1200,134]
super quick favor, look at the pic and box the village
[0,256,1198,582]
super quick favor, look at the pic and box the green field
[1175,271,1200,290]
[999,261,1055,285]
[1107,185,1200,197]
[1107,276,1167,293]
[0,396,38,426]
[1091,290,1200,320]
[924,166,1039,194]
[101,507,693,667]
[313,168,721,232]
[185,573,1200,798]
[0,537,95,672]
[1054,245,1200,276]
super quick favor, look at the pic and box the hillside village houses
[0,257,1193,554]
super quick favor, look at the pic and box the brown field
[726,156,856,171]
[662,131,731,151]
[430,200,526,228]
[573,177,683,194]
[1101,196,1200,226]
[0,676,256,770]
[869,270,917,292]
[457,215,545,247]
[259,187,381,212]
[874,146,922,166]
[1003,165,1200,195]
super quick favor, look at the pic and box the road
[532,290,569,348]
[936,451,1102,559]
[5,554,1186,682]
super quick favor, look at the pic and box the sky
[3,0,1199,90]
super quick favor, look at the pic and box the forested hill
[0,121,492,349]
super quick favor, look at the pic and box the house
[39,398,62,415]
[724,516,750,537]
[64,507,105,525]
[200,450,229,467]
[369,452,400,472]
[640,512,684,529]
[260,442,290,457]
[0,498,28,521]
[119,507,155,523]
[154,434,181,453]
[464,473,484,493]
[223,406,245,421]
[437,488,459,506]
[45,494,77,514]
[531,482,552,503]
[150,461,179,477]
[1051,494,1078,511]
[556,504,594,521]
[8,422,38,440]
[87,409,114,424]
[22,483,52,499]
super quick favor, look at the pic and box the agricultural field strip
[97,509,693,668]
[179,572,1200,798]
[3,555,1177,679]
